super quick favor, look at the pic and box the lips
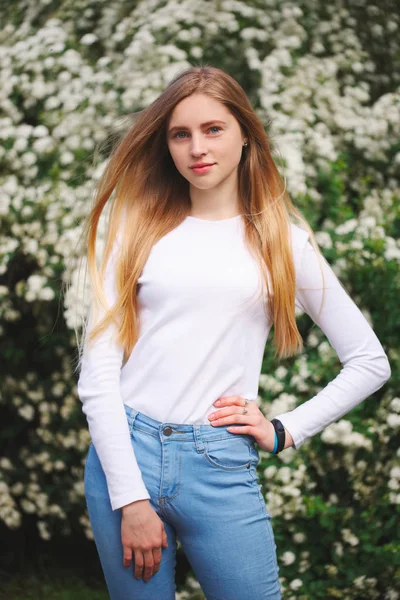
[190,163,215,169]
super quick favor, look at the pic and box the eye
[173,126,222,139]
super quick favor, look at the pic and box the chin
[192,181,219,190]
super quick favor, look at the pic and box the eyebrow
[168,120,227,135]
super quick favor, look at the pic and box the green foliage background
[1,1,399,598]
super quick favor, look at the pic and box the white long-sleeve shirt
[77,215,391,510]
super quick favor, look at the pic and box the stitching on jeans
[161,450,182,503]
[249,459,271,520]
[131,425,158,439]
[265,517,281,584]
[130,426,255,445]
[202,440,252,471]
[125,408,138,435]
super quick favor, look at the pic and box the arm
[274,227,391,449]
[77,243,150,510]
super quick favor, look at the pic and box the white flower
[0,481,10,494]
[335,218,358,235]
[0,191,10,215]
[37,520,51,540]
[289,578,303,590]
[389,493,400,505]
[21,152,37,166]
[21,499,36,513]
[0,457,13,470]
[307,332,320,347]
[190,46,203,59]
[387,414,400,428]
[26,274,46,293]
[269,393,298,418]
[52,382,65,397]
[342,528,359,546]
[18,405,35,421]
[32,125,49,137]
[315,231,332,249]
[259,374,284,394]
[275,366,288,379]
[10,482,24,495]
[14,138,28,152]
[60,151,74,165]
[334,541,344,556]
[281,550,296,565]
[80,33,98,45]
[263,465,278,479]
[32,137,55,153]
[389,466,400,480]
[318,341,335,360]
[278,467,292,484]
[40,287,55,301]
[326,564,338,576]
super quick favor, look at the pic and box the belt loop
[131,409,139,427]
[126,407,139,434]
[193,425,205,453]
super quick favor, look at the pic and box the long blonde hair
[73,65,326,372]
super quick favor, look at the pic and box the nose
[190,133,208,156]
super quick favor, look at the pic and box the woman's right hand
[121,499,168,582]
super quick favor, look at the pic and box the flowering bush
[1,0,399,598]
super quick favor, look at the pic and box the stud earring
[243,141,248,147]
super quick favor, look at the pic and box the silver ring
[242,398,251,414]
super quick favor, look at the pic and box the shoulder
[288,222,324,284]
[289,222,310,252]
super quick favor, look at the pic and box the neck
[189,172,240,220]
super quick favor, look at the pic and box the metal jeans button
[164,427,173,436]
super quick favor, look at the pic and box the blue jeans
[84,403,282,599]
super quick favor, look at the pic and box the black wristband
[270,419,286,453]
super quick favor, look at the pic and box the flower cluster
[1,0,398,598]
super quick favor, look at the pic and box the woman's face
[166,93,247,192]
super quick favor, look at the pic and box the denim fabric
[84,403,282,600]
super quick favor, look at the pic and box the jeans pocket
[203,437,252,471]
[248,442,260,464]
[130,424,158,439]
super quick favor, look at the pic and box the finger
[214,396,242,407]
[227,425,253,434]
[162,528,168,548]
[123,546,132,568]
[214,414,257,426]
[142,548,155,582]
[152,546,162,574]
[134,549,144,579]
[211,405,249,421]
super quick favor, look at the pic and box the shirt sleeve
[273,226,391,449]
[77,242,151,511]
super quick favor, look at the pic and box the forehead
[168,93,232,127]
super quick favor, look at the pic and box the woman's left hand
[207,395,277,453]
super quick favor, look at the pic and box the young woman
[77,65,391,600]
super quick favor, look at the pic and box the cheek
[168,146,185,171]
[223,143,243,168]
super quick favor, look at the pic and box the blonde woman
[77,65,391,600]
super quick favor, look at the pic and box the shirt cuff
[110,488,151,512]
[272,413,305,450]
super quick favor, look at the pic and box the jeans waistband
[123,403,255,445]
